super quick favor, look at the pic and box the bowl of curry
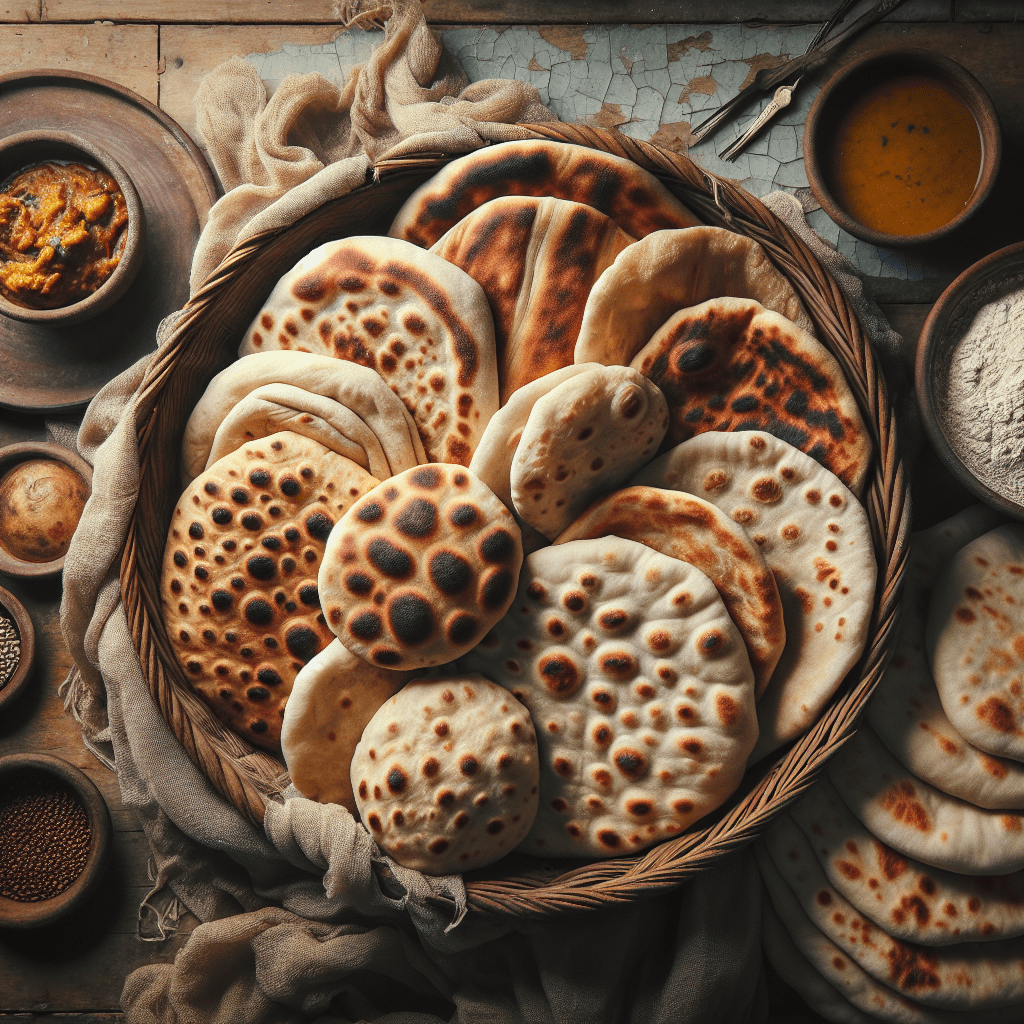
[803,48,1000,247]
[0,130,144,325]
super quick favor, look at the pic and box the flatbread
[574,226,813,368]
[469,363,596,554]
[207,383,393,481]
[182,352,426,484]
[866,506,1024,810]
[388,138,701,250]
[237,237,499,465]
[633,430,876,761]
[430,196,634,403]
[759,816,1024,1010]
[320,465,523,669]
[350,674,539,874]
[162,432,378,750]
[510,365,668,540]
[281,639,413,812]
[461,536,758,858]
[761,870,1024,1024]
[827,725,1024,876]
[630,297,871,495]
[555,486,785,698]
[791,777,1024,946]
[926,524,1024,761]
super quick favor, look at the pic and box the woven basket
[120,124,910,919]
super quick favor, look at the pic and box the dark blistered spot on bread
[298,584,318,606]
[247,555,276,581]
[368,537,413,578]
[211,589,232,611]
[563,590,587,613]
[627,800,652,817]
[349,610,383,640]
[449,503,478,527]
[486,819,504,835]
[716,693,740,727]
[231,488,250,505]
[388,592,434,645]
[613,748,647,779]
[189,522,204,540]
[285,625,319,662]
[429,549,473,594]
[598,608,629,631]
[212,507,232,525]
[447,612,478,646]
[244,598,273,626]
[367,813,383,833]
[249,469,271,487]
[305,511,334,541]
[173,551,187,567]
[697,629,727,656]
[280,476,301,497]
[752,477,783,503]
[250,719,268,735]
[345,571,374,595]
[674,798,694,814]
[422,757,440,778]
[479,528,515,563]
[411,467,442,490]
[539,653,581,697]
[598,830,621,849]
[460,755,479,776]
[600,651,638,680]
[257,668,283,687]
[241,512,263,530]
[386,766,408,794]
[480,568,514,610]
[357,501,383,523]
[395,497,438,538]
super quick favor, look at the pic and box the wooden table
[0,3,1021,1020]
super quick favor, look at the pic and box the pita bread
[510,365,669,540]
[761,876,1024,1024]
[388,138,701,250]
[351,674,540,874]
[827,725,1024,876]
[633,430,876,761]
[574,226,814,368]
[759,817,1024,1010]
[630,297,871,495]
[555,486,785,698]
[926,524,1024,761]
[238,237,499,465]
[430,196,633,403]
[791,777,1024,946]
[162,432,378,750]
[469,363,596,555]
[281,639,413,812]
[461,536,758,858]
[182,352,426,484]
[320,465,523,669]
[866,506,1024,810]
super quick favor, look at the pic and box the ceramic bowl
[804,47,1000,247]
[0,441,93,578]
[0,129,145,326]
[0,753,112,928]
[0,583,34,713]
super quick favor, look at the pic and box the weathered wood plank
[0,1016,126,1022]
[0,1,39,21]
[0,24,158,103]
[36,0,953,25]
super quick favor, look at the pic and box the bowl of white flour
[919,240,1024,517]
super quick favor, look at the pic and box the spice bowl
[804,47,1000,247]
[917,241,1024,519]
[0,584,34,713]
[0,129,145,326]
[0,753,112,928]
[0,441,93,578]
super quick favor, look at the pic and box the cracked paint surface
[243,23,931,284]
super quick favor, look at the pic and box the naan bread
[759,817,1024,1010]
[510,365,668,540]
[556,486,785,698]
[461,536,758,858]
[926,524,1024,762]
[574,226,813,368]
[790,777,1024,946]
[238,237,499,465]
[431,196,633,402]
[867,506,1024,810]
[827,725,1024,876]
[281,639,413,812]
[389,138,701,249]
[630,297,871,494]
[182,352,425,484]
[634,431,876,761]
[162,432,378,750]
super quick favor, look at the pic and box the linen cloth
[56,3,906,1021]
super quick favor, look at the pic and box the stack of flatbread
[756,506,1024,1022]
[159,139,883,875]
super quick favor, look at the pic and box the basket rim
[119,123,911,920]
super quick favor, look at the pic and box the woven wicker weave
[120,124,910,919]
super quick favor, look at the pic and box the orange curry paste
[0,161,129,309]
[823,74,982,236]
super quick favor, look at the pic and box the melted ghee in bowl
[824,74,982,237]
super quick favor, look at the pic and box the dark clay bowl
[0,583,34,713]
[0,440,93,578]
[0,753,112,928]
[0,129,145,326]
[804,47,1000,247]
[917,240,1024,519]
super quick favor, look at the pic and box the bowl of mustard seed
[0,752,112,928]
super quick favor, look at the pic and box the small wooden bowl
[0,753,112,928]
[0,129,145,326]
[804,47,1001,247]
[0,441,93,578]
[916,240,1024,519]
[0,583,34,713]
